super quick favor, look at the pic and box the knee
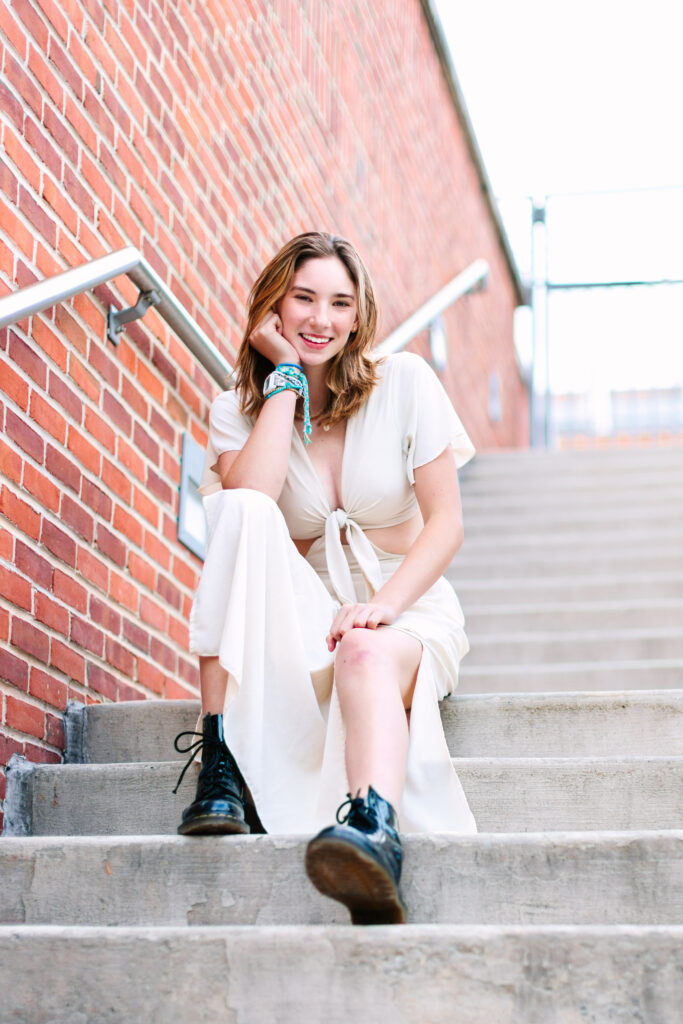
[336,629,389,679]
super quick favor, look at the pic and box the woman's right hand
[248,310,299,367]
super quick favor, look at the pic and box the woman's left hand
[326,602,398,652]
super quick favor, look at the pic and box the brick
[45,444,81,493]
[9,332,47,389]
[135,358,164,403]
[89,342,120,390]
[23,116,61,180]
[101,460,132,504]
[49,372,83,421]
[67,426,101,475]
[137,657,164,694]
[22,462,60,513]
[34,592,69,636]
[84,407,115,452]
[177,654,198,687]
[105,636,135,676]
[45,712,65,748]
[70,614,104,657]
[34,320,68,373]
[113,504,143,547]
[117,437,145,482]
[52,568,87,613]
[128,551,156,589]
[6,408,44,463]
[50,638,85,683]
[11,616,50,663]
[69,355,100,402]
[108,570,138,612]
[23,742,60,764]
[87,663,118,701]
[41,519,77,568]
[151,638,177,674]
[89,596,121,634]
[4,52,42,119]
[146,467,173,506]
[42,174,79,236]
[157,574,183,611]
[122,617,149,653]
[102,390,131,434]
[133,487,158,527]
[152,344,178,388]
[140,595,168,632]
[0,648,29,690]
[0,528,13,560]
[120,375,149,423]
[95,523,127,567]
[0,732,25,766]
[133,421,160,464]
[6,695,44,740]
[60,494,95,543]
[80,478,112,520]
[0,437,22,484]
[168,615,189,649]
[29,667,68,711]
[144,530,171,571]
[0,486,41,540]
[30,391,68,445]
[0,566,32,611]
[15,539,53,589]
[164,678,197,700]
[77,546,109,592]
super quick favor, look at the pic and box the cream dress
[191,351,477,835]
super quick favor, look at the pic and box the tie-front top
[199,352,475,605]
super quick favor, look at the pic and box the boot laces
[335,792,377,831]
[172,730,234,795]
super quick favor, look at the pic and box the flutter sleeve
[395,351,475,484]
[198,390,253,496]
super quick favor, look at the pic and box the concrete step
[450,571,683,604]
[459,524,683,556]
[2,831,682,927]
[464,445,683,476]
[443,691,683,757]
[65,691,683,763]
[13,757,683,836]
[458,659,683,693]
[465,627,683,666]
[461,486,683,513]
[464,599,683,633]
[454,548,683,577]
[1,924,681,1023]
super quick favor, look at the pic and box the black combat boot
[305,786,406,924]
[173,712,250,835]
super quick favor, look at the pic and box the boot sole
[177,813,250,836]
[305,835,406,925]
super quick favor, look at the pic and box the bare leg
[199,656,228,715]
[334,627,422,808]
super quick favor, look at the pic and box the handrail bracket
[107,289,161,346]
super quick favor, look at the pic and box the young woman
[173,232,477,925]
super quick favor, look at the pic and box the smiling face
[276,256,359,368]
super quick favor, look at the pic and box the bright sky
[434,0,683,394]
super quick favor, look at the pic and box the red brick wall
[0,0,527,826]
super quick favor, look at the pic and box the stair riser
[465,633,683,666]
[465,604,683,633]
[458,662,683,693]
[2,834,682,927]
[1,926,681,1024]
[21,760,683,836]
[453,577,683,603]
[453,553,683,577]
[71,694,683,763]
[461,489,683,512]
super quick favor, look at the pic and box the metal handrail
[373,258,489,356]
[0,247,488,379]
[0,246,233,387]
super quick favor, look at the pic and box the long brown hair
[234,232,380,427]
